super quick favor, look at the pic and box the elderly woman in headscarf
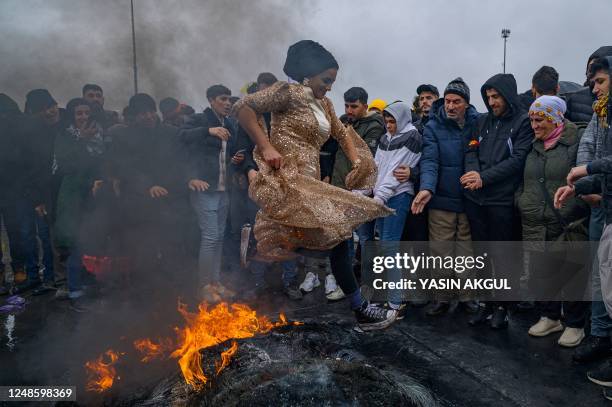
[237,40,395,331]
[516,95,589,346]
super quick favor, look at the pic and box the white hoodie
[373,102,422,203]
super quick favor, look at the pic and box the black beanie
[128,93,157,115]
[25,89,56,114]
[444,77,470,103]
[283,40,339,83]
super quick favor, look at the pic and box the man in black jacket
[180,85,239,301]
[110,93,192,293]
[14,89,63,295]
[461,73,534,329]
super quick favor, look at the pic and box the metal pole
[501,28,510,74]
[131,0,138,94]
[503,37,507,74]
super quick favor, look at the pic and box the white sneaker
[528,317,563,337]
[324,274,338,295]
[325,274,345,300]
[299,271,320,293]
[558,327,585,347]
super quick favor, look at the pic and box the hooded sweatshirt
[565,46,612,123]
[373,102,422,203]
[463,73,534,206]
[575,55,612,224]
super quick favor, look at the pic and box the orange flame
[133,338,174,362]
[83,301,300,393]
[170,301,295,389]
[85,349,120,393]
[215,341,239,375]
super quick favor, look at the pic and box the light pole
[501,28,511,74]
[131,0,138,95]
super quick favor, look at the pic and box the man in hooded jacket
[565,46,612,124]
[461,73,534,329]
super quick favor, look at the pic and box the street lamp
[501,28,511,74]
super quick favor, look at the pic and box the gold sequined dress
[237,81,392,261]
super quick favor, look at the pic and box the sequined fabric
[237,81,392,261]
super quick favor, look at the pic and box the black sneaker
[283,283,303,301]
[11,280,41,295]
[426,301,450,316]
[490,306,509,329]
[587,360,612,387]
[468,303,492,326]
[574,336,612,364]
[354,302,397,331]
[385,302,407,320]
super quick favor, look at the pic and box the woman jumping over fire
[236,40,397,331]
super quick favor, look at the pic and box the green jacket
[332,111,385,189]
[516,121,588,242]
[54,127,105,249]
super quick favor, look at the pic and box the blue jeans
[191,191,229,286]
[66,246,84,298]
[377,192,413,305]
[590,207,611,337]
[250,260,297,288]
[17,200,54,283]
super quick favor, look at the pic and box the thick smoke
[0,0,304,111]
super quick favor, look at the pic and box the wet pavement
[0,274,610,406]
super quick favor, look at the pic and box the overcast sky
[1,0,610,113]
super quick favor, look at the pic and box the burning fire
[171,301,295,389]
[134,338,174,362]
[85,349,121,393]
[85,301,299,393]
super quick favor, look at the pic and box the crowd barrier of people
[1,41,612,397]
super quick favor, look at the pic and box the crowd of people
[1,40,612,396]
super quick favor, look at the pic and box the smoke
[0,0,305,111]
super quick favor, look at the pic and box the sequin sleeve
[323,98,377,190]
[236,81,291,114]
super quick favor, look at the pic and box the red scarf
[543,123,564,150]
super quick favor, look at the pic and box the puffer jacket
[517,121,588,241]
[419,98,480,213]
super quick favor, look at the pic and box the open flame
[170,301,295,389]
[85,301,300,393]
[85,349,121,393]
[134,338,174,362]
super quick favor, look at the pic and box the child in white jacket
[356,101,422,314]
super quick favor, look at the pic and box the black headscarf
[283,40,339,83]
